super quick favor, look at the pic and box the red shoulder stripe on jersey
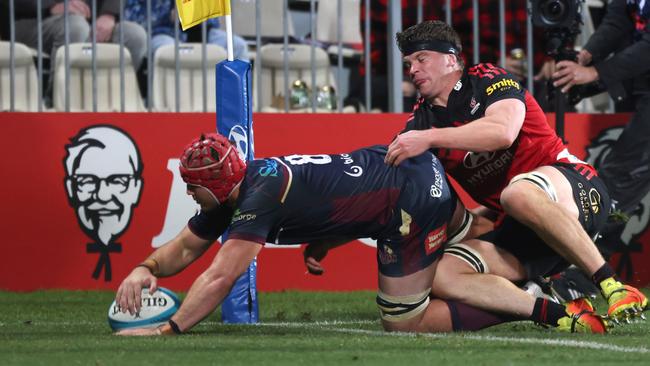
[468,68,494,79]
[468,64,506,79]
[479,63,507,76]
[577,165,595,180]
[484,63,507,75]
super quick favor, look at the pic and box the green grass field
[1,290,649,365]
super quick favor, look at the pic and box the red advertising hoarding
[0,112,647,292]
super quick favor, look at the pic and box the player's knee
[500,183,532,215]
[376,289,430,329]
[502,171,559,216]
[443,242,491,274]
[432,247,489,301]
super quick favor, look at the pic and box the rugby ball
[107,287,181,331]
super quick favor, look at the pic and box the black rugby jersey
[188,145,455,247]
[403,63,580,212]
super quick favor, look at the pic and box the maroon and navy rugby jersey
[403,63,596,213]
[188,145,457,276]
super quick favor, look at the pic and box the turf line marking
[0,320,376,327]
[253,320,377,327]
[329,327,650,354]
[250,321,649,354]
[10,319,649,354]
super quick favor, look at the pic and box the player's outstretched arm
[117,238,263,336]
[115,226,213,316]
[433,99,524,152]
[385,99,526,166]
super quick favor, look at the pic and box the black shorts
[377,152,457,277]
[478,163,611,279]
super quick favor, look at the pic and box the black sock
[529,298,567,327]
[591,263,616,285]
[446,300,518,331]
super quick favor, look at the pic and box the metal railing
[1,0,543,113]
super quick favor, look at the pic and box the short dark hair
[396,20,464,69]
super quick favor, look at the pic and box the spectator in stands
[12,1,146,69]
[6,1,146,106]
[347,0,553,112]
[553,0,650,220]
[123,0,249,61]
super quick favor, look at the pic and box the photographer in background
[553,0,650,223]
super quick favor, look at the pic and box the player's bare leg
[432,239,534,317]
[378,264,516,333]
[500,166,647,322]
[500,166,602,274]
[432,239,607,333]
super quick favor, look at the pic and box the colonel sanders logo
[64,126,143,281]
[585,127,650,280]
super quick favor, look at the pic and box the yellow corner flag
[176,0,231,30]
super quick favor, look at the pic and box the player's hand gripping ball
[107,287,180,331]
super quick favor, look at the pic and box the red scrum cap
[179,133,246,204]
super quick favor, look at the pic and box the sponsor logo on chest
[425,224,447,255]
[463,150,514,186]
[231,209,257,224]
[469,97,481,115]
[485,78,520,96]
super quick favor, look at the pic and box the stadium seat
[255,43,339,112]
[229,0,296,40]
[152,43,228,112]
[53,43,145,112]
[316,0,363,47]
[0,41,39,111]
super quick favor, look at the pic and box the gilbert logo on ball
[108,287,181,331]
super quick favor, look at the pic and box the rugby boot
[600,278,648,323]
[549,266,599,302]
[556,298,607,334]
[522,277,560,304]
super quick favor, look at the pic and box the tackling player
[114,133,603,336]
[383,20,647,325]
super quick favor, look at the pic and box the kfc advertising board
[0,112,648,291]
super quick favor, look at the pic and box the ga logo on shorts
[589,188,601,214]
[425,224,447,255]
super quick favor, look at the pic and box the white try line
[0,319,377,327]
[8,319,649,354]
[253,320,650,355]
[335,327,650,354]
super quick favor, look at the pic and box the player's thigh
[532,165,580,218]
[504,165,580,221]
[437,239,527,282]
[535,164,610,236]
[377,265,437,332]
